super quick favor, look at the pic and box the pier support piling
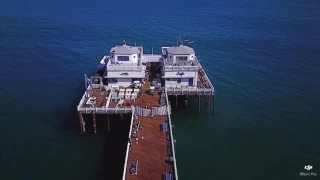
[194,94,197,104]
[107,115,110,132]
[92,113,97,135]
[198,95,200,113]
[205,95,210,114]
[78,113,83,135]
[175,95,178,110]
[212,95,215,115]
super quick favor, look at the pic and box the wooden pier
[76,53,215,180]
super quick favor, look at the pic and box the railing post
[92,113,97,134]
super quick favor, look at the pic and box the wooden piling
[198,95,200,113]
[107,115,110,132]
[92,113,97,135]
[175,95,178,110]
[212,95,215,115]
[194,94,197,104]
[205,95,210,114]
[80,113,86,134]
[78,113,83,135]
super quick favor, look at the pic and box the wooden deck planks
[82,89,109,107]
[134,81,162,107]
[198,69,211,88]
[126,115,169,180]
[92,89,109,107]
[126,73,169,180]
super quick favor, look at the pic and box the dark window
[117,56,129,61]
[177,79,181,83]
[108,78,118,83]
[168,78,178,81]
[176,56,188,61]
[132,78,139,82]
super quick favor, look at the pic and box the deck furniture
[86,96,96,107]
[165,172,172,180]
[119,92,125,99]
[130,160,138,175]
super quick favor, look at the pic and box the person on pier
[149,108,155,118]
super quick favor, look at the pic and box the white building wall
[117,78,132,87]
[106,71,145,78]
[167,53,174,65]
[165,78,191,88]
[164,71,197,79]
[181,78,189,86]
[165,79,177,88]
[108,78,132,87]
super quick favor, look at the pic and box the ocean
[0,0,320,179]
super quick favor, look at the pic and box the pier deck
[81,89,110,107]
[125,115,168,180]
[76,47,216,180]
[122,66,175,180]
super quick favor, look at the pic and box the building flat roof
[110,45,139,55]
[166,45,195,55]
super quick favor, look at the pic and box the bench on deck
[160,96,166,106]
[130,160,138,175]
[164,172,172,180]
[132,120,141,134]
[162,122,168,132]
[86,96,96,107]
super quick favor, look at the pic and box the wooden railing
[122,106,135,180]
[107,66,142,71]
[165,89,179,180]
[141,54,162,62]
[164,66,198,71]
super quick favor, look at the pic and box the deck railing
[165,86,214,95]
[77,85,92,110]
[196,57,215,93]
[104,88,113,113]
[122,106,135,180]
[164,66,198,71]
[77,106,133,114]
[165,89,179,180]
[134,106,167,116]
[107,66,142,71]
[141,54,162,62]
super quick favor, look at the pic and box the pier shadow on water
[89,114,132,180]
[168,95,189,109]
[54,101,81,134]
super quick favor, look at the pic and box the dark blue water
[1,0,320,179]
